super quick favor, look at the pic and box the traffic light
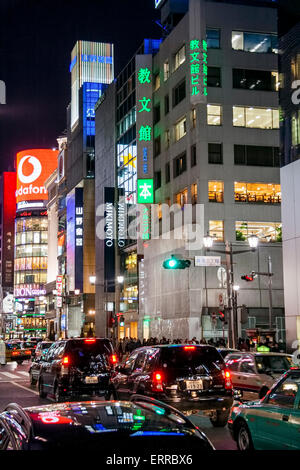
[163,255,191,270]
[218,310,226,322]
[241,274,255,281]
[119,316,125,327]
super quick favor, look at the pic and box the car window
[123,352,139,373]
[144,349,160,373]
[132,351,147,373]
[46,343,59,361]
[53,343,65,359]
[256,355,291,374]
[240,357,256,374]
[267,373,300,409]
[225,355,241,371]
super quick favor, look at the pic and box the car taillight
[110,354,118,364]
[62,356,69,365]
[224,369,232,390]
[84,338,96,343]
[152,371,164,392]
[25,350,31,355]
[184,346,196,351]
[12,351,20,356]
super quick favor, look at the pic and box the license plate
[85,376,98,384]
[185,380,203,390]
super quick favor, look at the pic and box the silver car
[225,352,292,399]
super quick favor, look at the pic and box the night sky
[0,0,160,173]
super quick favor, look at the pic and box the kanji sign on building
[137,179,154,204]
[189,39,208,98]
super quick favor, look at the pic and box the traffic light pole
[207,242,257,349]
[251,256,274,330]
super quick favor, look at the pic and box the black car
[37,338,117,402]
[109,344,234,427]
[0,397,214,450]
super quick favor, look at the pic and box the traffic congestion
[0,335,299,452]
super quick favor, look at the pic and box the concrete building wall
[281,160,300,349]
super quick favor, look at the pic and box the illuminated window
[233,106,279,129]
[191,108,196,128]
[234,182,281,204]
[208,181,224,203]
[174,45,186,71]
[209,221,224,241]
[232,31,278,54]
[235,221,282,243]
[207,104,222,126]
[164,60,170,81]
[175,188,188,208]
[292,111,300,146]
[157,204,162,220]
[165,129,170,149]
[191,183,197,205]
[175,116,187,141]
[125,253,137,271]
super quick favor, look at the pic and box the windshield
[256,355,291,374]
[6,343,21,350]
[160,346,224,374]
[65,340,113,365]
[22,342,36,348]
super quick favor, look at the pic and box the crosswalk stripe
[0,372,20,379]
[17,371,29,376]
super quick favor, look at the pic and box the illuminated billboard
[15,149,59,204]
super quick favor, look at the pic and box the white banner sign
[195,256,221,267]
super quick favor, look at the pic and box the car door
[113,351,139,399]
[238,355,260,400]
[127,350,148,396]
[283,372,300,450]
[254,373,300,450]
[41,343,60,391]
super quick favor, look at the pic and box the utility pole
[251,256,274,330]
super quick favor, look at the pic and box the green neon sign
[138,67,151,84]
[137,179,154,204]
[189,38,208,97]
[139,97,151,113]
[138,125,152,141]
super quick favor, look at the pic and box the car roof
[226,351,291,357]
[133,344,218,351]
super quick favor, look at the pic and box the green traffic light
[168,259,177,268]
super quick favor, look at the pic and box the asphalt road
[0,361,237,450]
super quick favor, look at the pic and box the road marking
[17,371,29,376]
[11,381,39,395]
[0,372,20,379]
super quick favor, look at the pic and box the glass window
[292,110,300,146]
[164,60,170,81]
[234,182,281,204]
[235,221,282,242]
[233,69,279,91]
[175,116,187,141]
[175,188,188,208]
[165,129,170,149]
[191,144,197,167]
[208,67,221,87]
[172,79,186,107]
[154,73,160,91]
[208,143,223,164]
[154,171,161,190]
[208,181,224,203]
[164,94,169,115]
[165,162,170,183]
[207,104,222,126]
[174,45,186,71]
[233,106,279,129]
[209,220,224,241]
[267,373,300,409]
[206,29,220,49]
[225,355,241,372]
[234,145,279,167]
[191,183,197,205]
[154,135,161,157]
[191,108,196,128]
[232,31,278,54]
[173,152,187,178]
[240,357,256,374]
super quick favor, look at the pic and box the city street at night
[0,0,300,457]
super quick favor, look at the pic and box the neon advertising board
[1,172,16,288]
[66,188,83,292]
[15,149,59,205]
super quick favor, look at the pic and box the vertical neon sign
[189,39,208,97]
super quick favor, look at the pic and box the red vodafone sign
[15,149,59,204]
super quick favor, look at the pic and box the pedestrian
[0,339,6,366]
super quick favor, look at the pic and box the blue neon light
[130,431,184,437]
[144,39,162,54]
[69,56,77,72]
[81,54,113,64]
[82,82,108,137]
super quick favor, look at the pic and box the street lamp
[233,285,240,292]
[74,289,80,296]
[117,276,124,284]
[203,233,258,348]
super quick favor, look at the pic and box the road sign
[195,256,221,267]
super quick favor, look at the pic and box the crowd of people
[112,336,286,360]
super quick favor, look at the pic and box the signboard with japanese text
[195,256,221,267]
[189,0,207,105]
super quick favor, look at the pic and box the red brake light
[110,354,118,364]
[184,346,196,351]
[151,371,164,392]
[224,369,232,390]
[84,339,96,343]
[62,356,69,365]
[154,372,162,382]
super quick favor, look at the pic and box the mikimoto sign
[15,149,59,204]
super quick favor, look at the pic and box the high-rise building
[65,41,114,338]
[96,0,283,343]
[13,149,58,338]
